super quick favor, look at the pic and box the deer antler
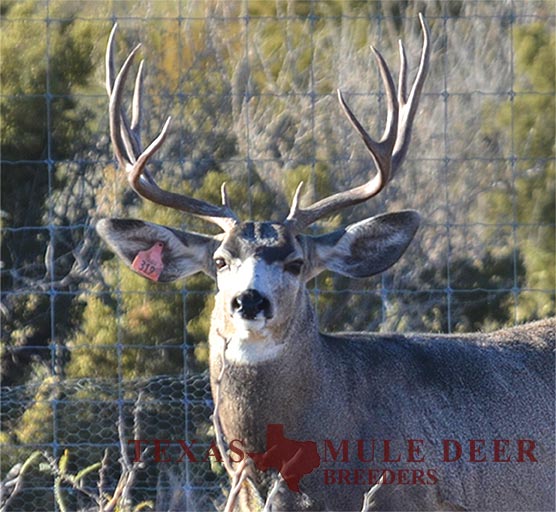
[106,24,238,232]
[286,13,431,231]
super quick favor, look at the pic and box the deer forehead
[217,221,300,263]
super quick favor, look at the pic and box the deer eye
[284,259,304,275]
[214,257,228,271]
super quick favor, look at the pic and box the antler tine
[286,14,430,232]
[338,46,398,184]
[106,24,238,231]
[106,25,140,157]
[398,38,408,104]
[392,12,431,170]
[131,59,143,133]
[109,43,143,168]
[105,23,117,97]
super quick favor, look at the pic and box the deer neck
[208,290,321,450]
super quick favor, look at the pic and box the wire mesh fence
[1,1,555,510]
[1,373,224,511]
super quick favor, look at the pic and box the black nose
[231,289,271,320]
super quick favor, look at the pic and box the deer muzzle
[231,289,272,320]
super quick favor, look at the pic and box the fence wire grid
[1,1,555,511]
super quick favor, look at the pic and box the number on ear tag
[131,242,165,281]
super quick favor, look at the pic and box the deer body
[98,17,555,511]
[209,304,554,510]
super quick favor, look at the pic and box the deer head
[97,15,430,360]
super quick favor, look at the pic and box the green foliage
[1,0,97,172]
[14,376,59,445]
[1,0,101,386]
[481,22,555,322]
[66,276,186,379]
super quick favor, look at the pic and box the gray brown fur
[210,288,555,510]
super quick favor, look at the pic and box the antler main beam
[106,24,238,232]
[287,13,431,231]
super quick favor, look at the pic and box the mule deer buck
[97,15,555,511]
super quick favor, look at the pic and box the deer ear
[306,210,419,280]
[96,218,219,282]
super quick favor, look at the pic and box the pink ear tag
[131,242,165,281]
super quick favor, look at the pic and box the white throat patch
[225,334,284,365]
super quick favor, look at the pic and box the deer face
[97,211,419,362]
[213,222,304,338]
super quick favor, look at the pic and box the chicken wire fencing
[1,1,555,511]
